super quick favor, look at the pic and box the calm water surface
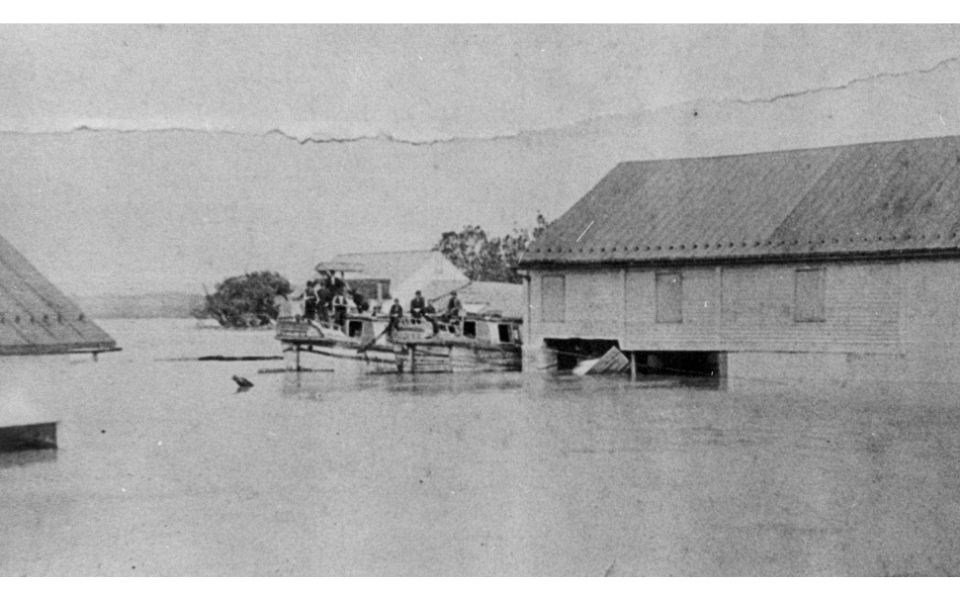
[2,318,960,575]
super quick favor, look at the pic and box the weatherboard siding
[532,259,909,356]
[710,262,899,353]
[564,270,623,339]
[899,260,960,383]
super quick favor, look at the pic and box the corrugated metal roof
[0,235,117,355]
[521,135,960,267]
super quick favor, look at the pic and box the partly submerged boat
[276,312,522,374]
[276,261,523,373]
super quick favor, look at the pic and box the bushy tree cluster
[433,214,549,283]
[197,271,292,328]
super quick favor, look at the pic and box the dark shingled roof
[521,135,960,267]
[0,234,117,355]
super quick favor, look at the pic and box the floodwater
[2,319,960,576]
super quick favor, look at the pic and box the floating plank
[573,347,629,375]
[157,355,283,362]
[256,367,334,374]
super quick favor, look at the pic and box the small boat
[276,261,523,374]
[276,312,523,374]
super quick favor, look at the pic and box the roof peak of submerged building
[521,134,960,267]
[0,234,117,356]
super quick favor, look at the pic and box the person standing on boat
[351,289,369,314]
[409,290,426,323]
[274,292,293,319]
[332,289,349,331]
[424,300,438,335]
[303,281,318,320]
[315,283,333,324]
[445,290,463,332]
[388,298,404,333]
[284,285,305,321]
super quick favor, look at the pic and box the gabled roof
[332,250,464,284]
[419,279,473,303]
[430,281,525,319]
[521,135,960,267]
[314,261,365,274]
[0,235,117,355]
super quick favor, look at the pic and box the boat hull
[276,316,521,374]
[281,341,402,374]
[281,341,521,374]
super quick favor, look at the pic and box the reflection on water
[2,319,960,575]
[0,448,57,469]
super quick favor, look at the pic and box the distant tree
[434,213,550,283]
[196,271,292,328]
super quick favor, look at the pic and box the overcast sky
[4,24,960,296]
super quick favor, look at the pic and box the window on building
[541,275,565,322]
[655,272,683,323]
[794,267,826,322]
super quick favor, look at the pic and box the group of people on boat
[276,274,368,329]
[277,277,466,336]
[386,289,464,335]
[303,275,368,328]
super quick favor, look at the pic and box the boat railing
[275,316,326,340]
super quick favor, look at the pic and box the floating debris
[256,367,334,374]
[572,347,629,375]
[232,375,254,388]
[158,355,283,362]
[199,355,282,362]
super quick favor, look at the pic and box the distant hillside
[72,292,206,319]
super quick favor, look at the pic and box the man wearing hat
[445,290,463,334]
[388,298,404,333]
[409,290,426,324]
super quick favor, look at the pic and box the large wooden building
[519,135,960,384]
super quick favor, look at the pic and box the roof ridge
[522,135,960,267]
[616,133,960,167]
[0,234,118,353]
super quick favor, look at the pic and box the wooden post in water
[630,351,637,381]
[295,345,301,372]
